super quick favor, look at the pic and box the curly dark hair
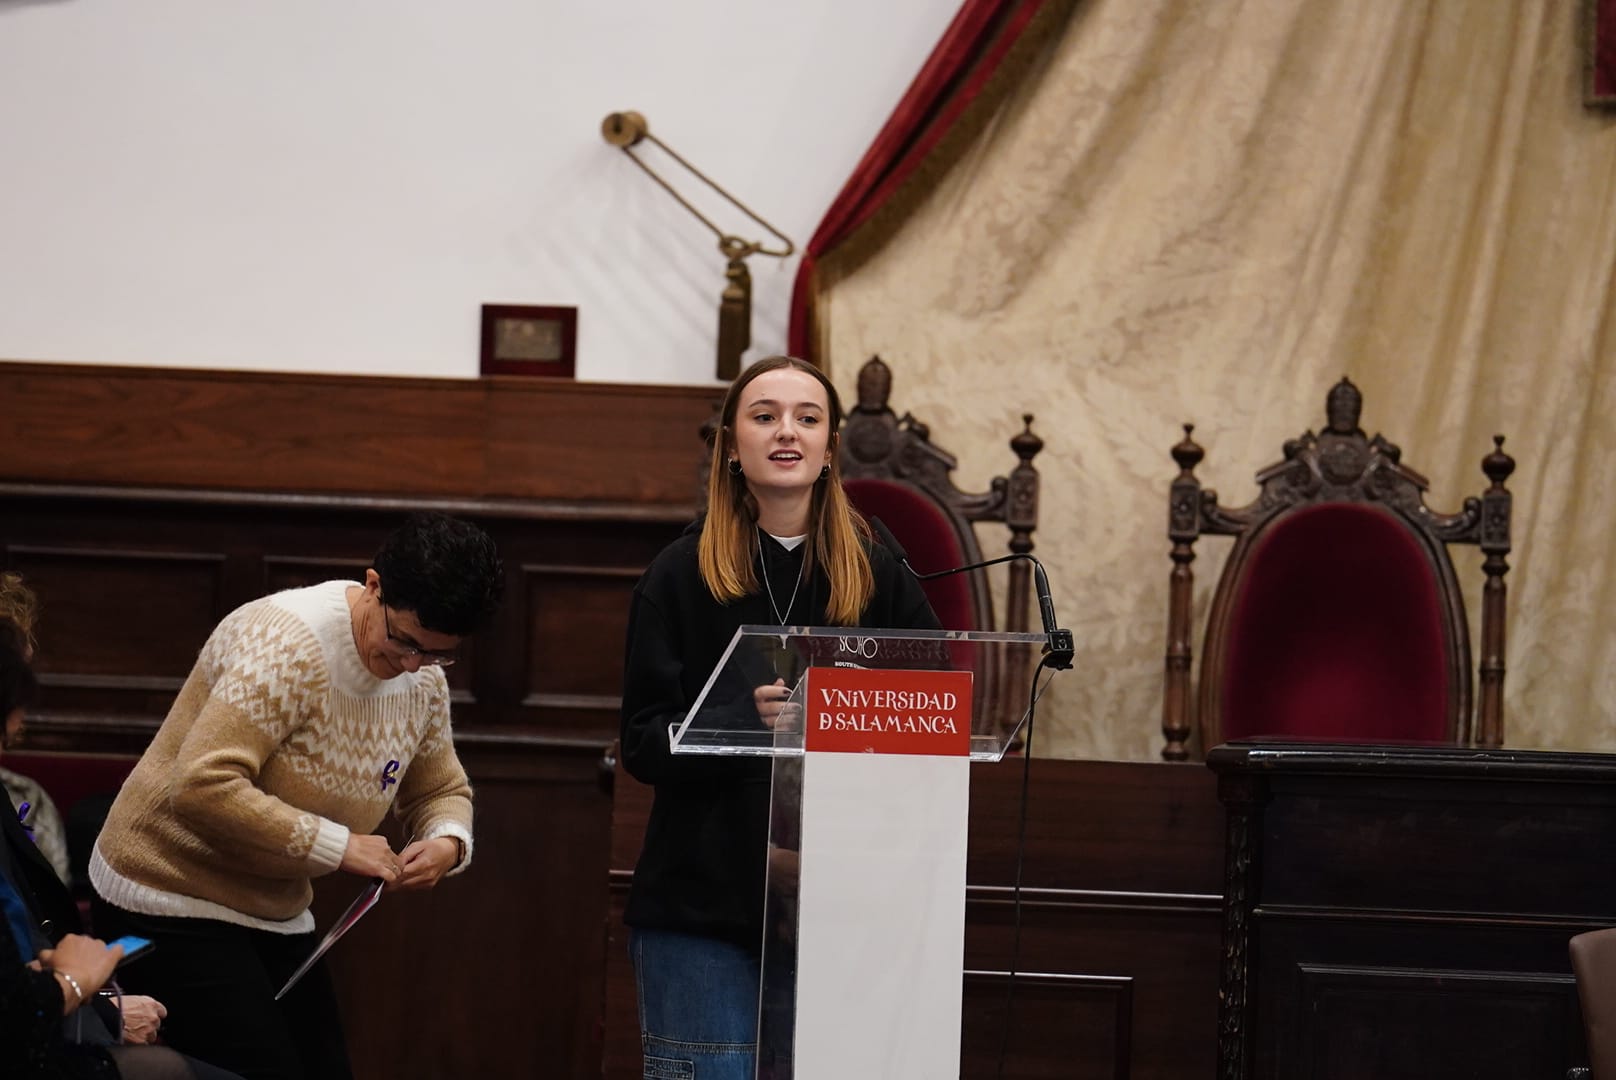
[373,512,504,636]
[0,641,37,720]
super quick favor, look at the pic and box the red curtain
[787,0,1056,364]
[1596,0,1616,101]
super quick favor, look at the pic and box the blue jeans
[631,928,760,1080]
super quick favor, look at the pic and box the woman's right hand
[36,934,120,1013]
[340,832,403,883]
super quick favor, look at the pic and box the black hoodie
[620,517,939,949]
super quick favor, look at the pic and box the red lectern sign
[804,667,973,756]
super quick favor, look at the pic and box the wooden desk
[1208,741,1613,1080]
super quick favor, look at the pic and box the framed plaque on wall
[479,304,577,378]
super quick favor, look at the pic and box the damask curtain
[810,0,1616,761]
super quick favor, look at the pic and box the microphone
[869,517,1074,670]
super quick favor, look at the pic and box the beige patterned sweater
[90,581,473,932]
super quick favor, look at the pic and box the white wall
[0,0,962,385]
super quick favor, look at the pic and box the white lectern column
[793,749,970,1077]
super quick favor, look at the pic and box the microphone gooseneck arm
[869,517,1074,670]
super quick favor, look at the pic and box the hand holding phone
[105,935,156,967]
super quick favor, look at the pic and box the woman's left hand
[386,836,461,892]
[755,679,802,731]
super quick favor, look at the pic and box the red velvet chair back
[1218,503,1449,743]
[843,479,976,632]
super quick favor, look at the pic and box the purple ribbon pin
[380,760,399,792]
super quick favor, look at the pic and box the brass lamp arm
[602,111,795,259]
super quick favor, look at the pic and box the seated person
[0,574,70,884]
[0,620,169,1052]
[0,641,241,1080]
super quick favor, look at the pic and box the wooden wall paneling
[6,544,227,680]
[1258,773,1616,916]
[486,516,686,739]
[964,889,1221,1080]
[261,555,371,595]
[481,377,718,506]
[1252,919,1586,1079]
[520,563,644,738]
[0,362,722,504]
[1,365,487,496]
[1286,961,1576,1080]
[966,757,1225,894]
[960,970,1133,1080]
[4,543,227,742]
[962,756,1223,1080]
[962,758,1222,1080]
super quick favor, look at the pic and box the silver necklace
[758,531,806,626]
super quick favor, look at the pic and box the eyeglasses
[379,595,459,667]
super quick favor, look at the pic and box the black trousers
[92,898,354,1080]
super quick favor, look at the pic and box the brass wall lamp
[601,110,795,379]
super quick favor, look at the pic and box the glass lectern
[670,625,1044,1080]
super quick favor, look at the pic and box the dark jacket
[0,779,81,945]
[620,519,939,949]
[0,779,117,1080]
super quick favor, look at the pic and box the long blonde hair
[699,356,873,624]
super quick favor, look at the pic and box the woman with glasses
[88,513,503,1080]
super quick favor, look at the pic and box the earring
[728,459,743,477]
[819,464,831,480]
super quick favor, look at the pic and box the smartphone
[106,935,156,966]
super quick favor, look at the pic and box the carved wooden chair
[838,356,1044,742]
[1160,377,1515,761]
